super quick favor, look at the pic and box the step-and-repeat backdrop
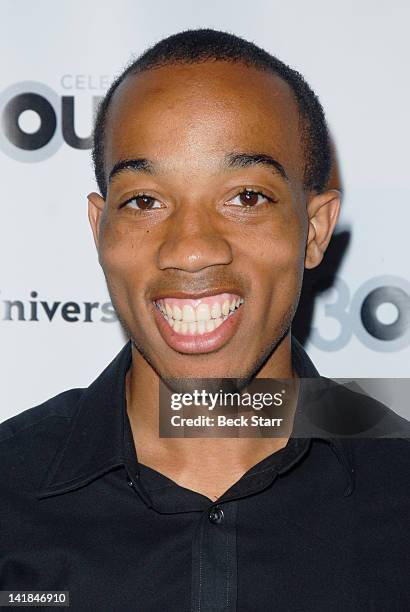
[1,0,409,421]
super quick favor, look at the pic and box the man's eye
[226,189,275,207]
[122,194,162,210]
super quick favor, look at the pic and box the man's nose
[157,204,233,272]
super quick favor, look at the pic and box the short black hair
[92,28,332,198]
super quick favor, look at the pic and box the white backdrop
[1,0,409,421]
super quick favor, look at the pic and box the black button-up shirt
[1,338,409,611]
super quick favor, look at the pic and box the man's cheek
[99,248,144,318]
[259,241,304,309]
[99,240,134,273]
[260,233,303,275]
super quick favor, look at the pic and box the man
[1,29,409,611]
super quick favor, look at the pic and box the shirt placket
[191,500,238,612]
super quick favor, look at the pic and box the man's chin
[160,375,251,396]
[133,343,257,392]
[131,321,291,391]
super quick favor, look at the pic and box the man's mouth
[152,292,245,354]
[154,292,244,335]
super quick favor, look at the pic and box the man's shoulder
[303,376,410,439]
[347,436,410,500]
[0,387,85,445]
[0,388,88,494]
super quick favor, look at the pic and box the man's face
[89,61,336,380]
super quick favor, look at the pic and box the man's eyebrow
[108,152,289,184]
[224,152,289,182]
[108,158,155,183]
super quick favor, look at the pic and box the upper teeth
[155,293,244,332]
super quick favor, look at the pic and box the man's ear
[305,189,341,269]
[87,192,106,251]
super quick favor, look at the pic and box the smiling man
[1,29,409,612]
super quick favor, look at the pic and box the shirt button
[208,506,224,524]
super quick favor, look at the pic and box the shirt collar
[37,342,132,500]
[37,337,354,500]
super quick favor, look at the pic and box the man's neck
[126,333,297,501]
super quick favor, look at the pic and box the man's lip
[150,287,244,301]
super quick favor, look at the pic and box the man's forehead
[108,61,299,129]
[104,61,302,182]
